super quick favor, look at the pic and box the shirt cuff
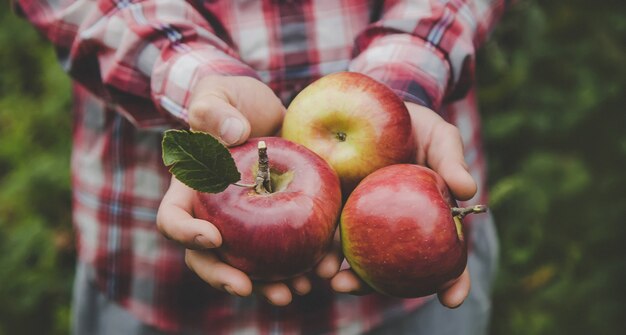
[349,34,450,112]
[151,42,259,125]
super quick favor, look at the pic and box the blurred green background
[1,0,625,334]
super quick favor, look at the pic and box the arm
[325,0,507,307]
[17,0,290,304]
[15,0,258,128]
[350,0,507,112]
[347,0,506,192]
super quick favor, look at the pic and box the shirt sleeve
[348,0,507,112]
[15,0,258,128]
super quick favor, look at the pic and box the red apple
[193,137,342,281]
[340,164,475,298]
[282,72,415,194]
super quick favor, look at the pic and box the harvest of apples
[162,72,487,298]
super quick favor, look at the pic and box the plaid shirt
[17,0,505,333]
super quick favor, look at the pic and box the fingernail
[219,117,244,145]
[449,298,465,309]
[193,234,215,249]
[223,285,241,297]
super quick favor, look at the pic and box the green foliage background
[0,1,624,334]
[0,3,73,335]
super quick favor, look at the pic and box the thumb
[406,103,477,200]
[188,82,251,146]
[427,122,477,201]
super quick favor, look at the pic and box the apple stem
[451,205,488,219]
[255,141,272,194]
[233,181,256,188]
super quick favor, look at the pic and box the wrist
[349,35,449,111]
[151,46,258,124]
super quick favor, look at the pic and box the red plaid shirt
[17,0,505,333]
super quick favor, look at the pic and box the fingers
[330,269,373,295]
[428,122,477,201]
[186,248,313,305]
[254,282,293,306]
[157,178,222,249]
[318,225,373,295]
[437,266,471,309]
[160,178,310,306]
[316,252,343,279]
[225,77,286,138]
[249,274,313,306]
[188,76,286,146]
[315,229,343,279]
[183,232,311,306]
[330,266,470,305]
[185,249,254,298]
[188,83,251,146]
[289,275,312,296]
[406,103,477,200]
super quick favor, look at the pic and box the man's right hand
[187,76,285,144]
[157,76,314,306]
[157,178,313,306]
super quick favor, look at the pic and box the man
[16,0,503,333]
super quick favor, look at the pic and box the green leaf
[162,130,240,193]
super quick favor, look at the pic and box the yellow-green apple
[340,164,486,298]
[282,72,415,194]
[192,137,342,281]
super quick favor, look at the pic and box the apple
[281,72,415,194]
[192,137,342,281]
[340,164,485,298]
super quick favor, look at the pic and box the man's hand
[157,178,314,306]
[323,102,476,308]
[187,76,285,144]
[157,76,313,306]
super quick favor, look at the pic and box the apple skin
[282,72,415,194]
[193,137,342,281]
[340,164,467,298]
